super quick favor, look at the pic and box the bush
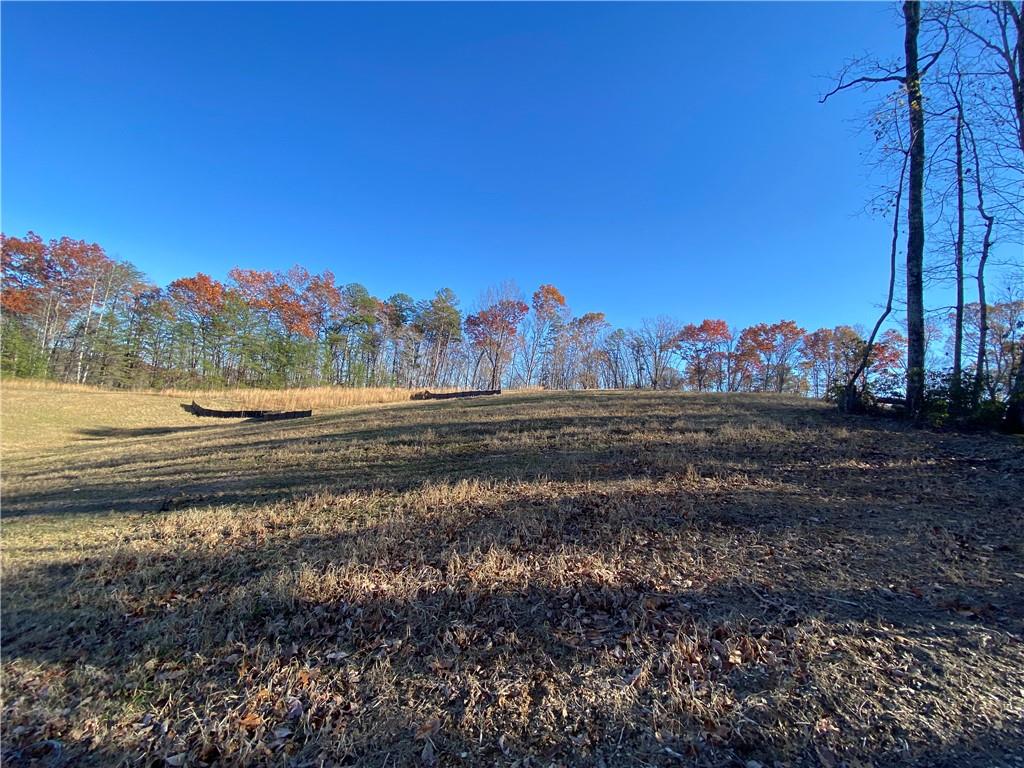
[923,368,1006,428]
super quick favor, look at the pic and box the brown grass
[158,385,442,411]
[2,388,1023,767]
[0,379,463,455]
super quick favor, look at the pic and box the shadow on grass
[3,392,1023,764]
[77,425,213,440]
[8,390,1011,520]
[3,489,1023,766]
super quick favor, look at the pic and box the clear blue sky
[2,1,979,331]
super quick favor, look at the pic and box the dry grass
[1,376,435,405]
[2,388,1023,767]
[158,385,445,412]
[0,379,460,456]
[1,379,201,456]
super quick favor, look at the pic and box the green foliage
[1,317,47,378]
[923,369,1007,428]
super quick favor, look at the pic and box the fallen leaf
[415,717,440,740]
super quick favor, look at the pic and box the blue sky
[1,1,992,332]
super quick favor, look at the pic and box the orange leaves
[0,285,36,315]
[574,311,607,329]
[735,320,808,393]
[675,318,732,348]
[303,271,343,335]
[465,295,529,388]
[1,233,48,313]
[799,325,904,396]
[738,320,805,358]
[414,716,441,740]
[872,328,906,374]
[531,283,567,320]
[671,319,735,392]
[238,712,263,730]
[225,265,340,339]
[168,272,227,322]
[228,268,277,311]
[2,231,114,317]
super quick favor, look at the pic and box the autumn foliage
[3,230,1016,401]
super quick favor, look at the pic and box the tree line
[2,230,1020,409]
[824,1,1023,429]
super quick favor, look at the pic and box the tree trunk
[470,349,485,390]
[842,153,908,413]
[951,107,965,411]
[1005,355,1024,433]
[965,120,994,410]
[903,0,927,419]
[76,274,100,384]
[1002,2,1024,431]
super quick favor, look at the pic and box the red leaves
[671,319,735,392]
[228,268,277,311]
[676,319,732,349]
[465,296,529,389]
[735,320,807,392]
[464,299,529,351]
[1,231,113,317]
[225,266,340,339]
[798,325,905,397]
[168,273,227,322]
[871,328,906,375]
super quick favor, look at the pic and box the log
[182,401,265,418]
[411,389,501,401]
[256,409,312,421]
[181,401,311,420]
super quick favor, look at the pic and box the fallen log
[411,389,501,401]
[254,409,312,421]
[181,401,312,420]
[182,401,265,418]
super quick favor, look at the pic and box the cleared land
[1,385,1023,767]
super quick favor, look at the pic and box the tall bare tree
[823,2,947,418]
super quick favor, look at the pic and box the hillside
[2,386,1023,766]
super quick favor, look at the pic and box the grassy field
[0,380,454,454]
[2,383,1023,767]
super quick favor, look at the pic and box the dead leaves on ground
[3,394,1023,766]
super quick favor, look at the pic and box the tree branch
[820,73,905,103]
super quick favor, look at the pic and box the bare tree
[842,151,909,412]
[635,317,682,390]
[824,2,948,418]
